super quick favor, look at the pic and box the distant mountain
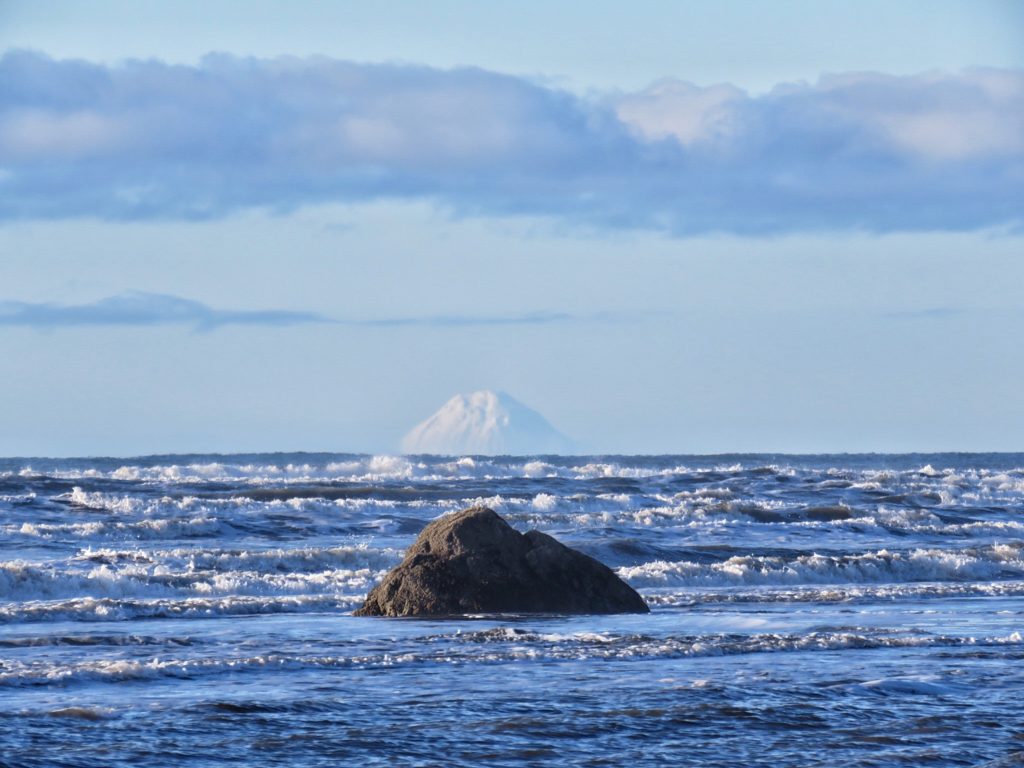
[401,390,574,455]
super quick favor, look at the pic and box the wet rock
[354,506,649,617]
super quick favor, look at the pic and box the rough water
[2,453,1023,767]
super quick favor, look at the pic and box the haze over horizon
[1,0,1022,456]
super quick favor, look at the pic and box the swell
[0,544,398,602]
[3,629,1021,687]
[0,594,362,624]
[618,543,1024,588]
[645,579,1024,605]
[6,476,1024,548]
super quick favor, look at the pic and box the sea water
[1,453,1023,766]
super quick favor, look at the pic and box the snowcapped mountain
[401,390,574,455]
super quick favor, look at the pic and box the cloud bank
[0,51,1021,234]
[0,293,592,330]
[360,311,574,328]
[0,293,326,330]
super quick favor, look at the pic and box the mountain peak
[401,390,573,455]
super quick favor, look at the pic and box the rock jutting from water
[354,506,650,617]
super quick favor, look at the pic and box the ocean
[1,452,1023,767]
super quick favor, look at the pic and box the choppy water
[2,452,1023,767]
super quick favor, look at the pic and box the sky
[1,0,1022,456]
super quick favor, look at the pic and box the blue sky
[1,1,1022,455]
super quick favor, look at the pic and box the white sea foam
[65,487,147,514]
[11,458,1024,513]
[72,544,400,573]
[3,630,1020,686]
[643,579,1024,606]
[9,462,1024,556]
[522,460,555,478]
[0,544,399,602]
[8,493,429,542]
[618,544,1024,588]
[0,562,385,601]
[0,594,361,624]
[531,493,558,512]
[14,515,226,541]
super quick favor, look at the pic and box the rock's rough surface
[354,507,649,617]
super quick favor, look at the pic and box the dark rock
[354,506,649,617]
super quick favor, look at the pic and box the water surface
[2,453,1023,766]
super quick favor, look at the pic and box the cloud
[0,293,327,330]
[359,311,574,327]
[0,51,1021,234]
[0,293,601,331]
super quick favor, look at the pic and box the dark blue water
[2,453,1023,766]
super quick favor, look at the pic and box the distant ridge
[401,390,573,455]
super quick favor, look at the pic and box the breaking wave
[3,629,1021,687]
[0,544,398,602]
[618,544,1024,588]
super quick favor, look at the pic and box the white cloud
[614,81,745,145]
[617,70,1024,162]
[0,51,1020,234]
[0,109,126,156]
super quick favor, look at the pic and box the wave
[642,579,1024,606]
[70,543,400,573]
[617,543,1024,588]
[13,515,230,541]
[0,544,398,602]
[3,629,1020,687]
[0,633,196,648]
[8,577,1024,626]
[0,594,362,624]
[9,456,502,485]
[13,488,1022,549]
[0,456,959,484]
[8,492,431,541]
[351,490,1021,539]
